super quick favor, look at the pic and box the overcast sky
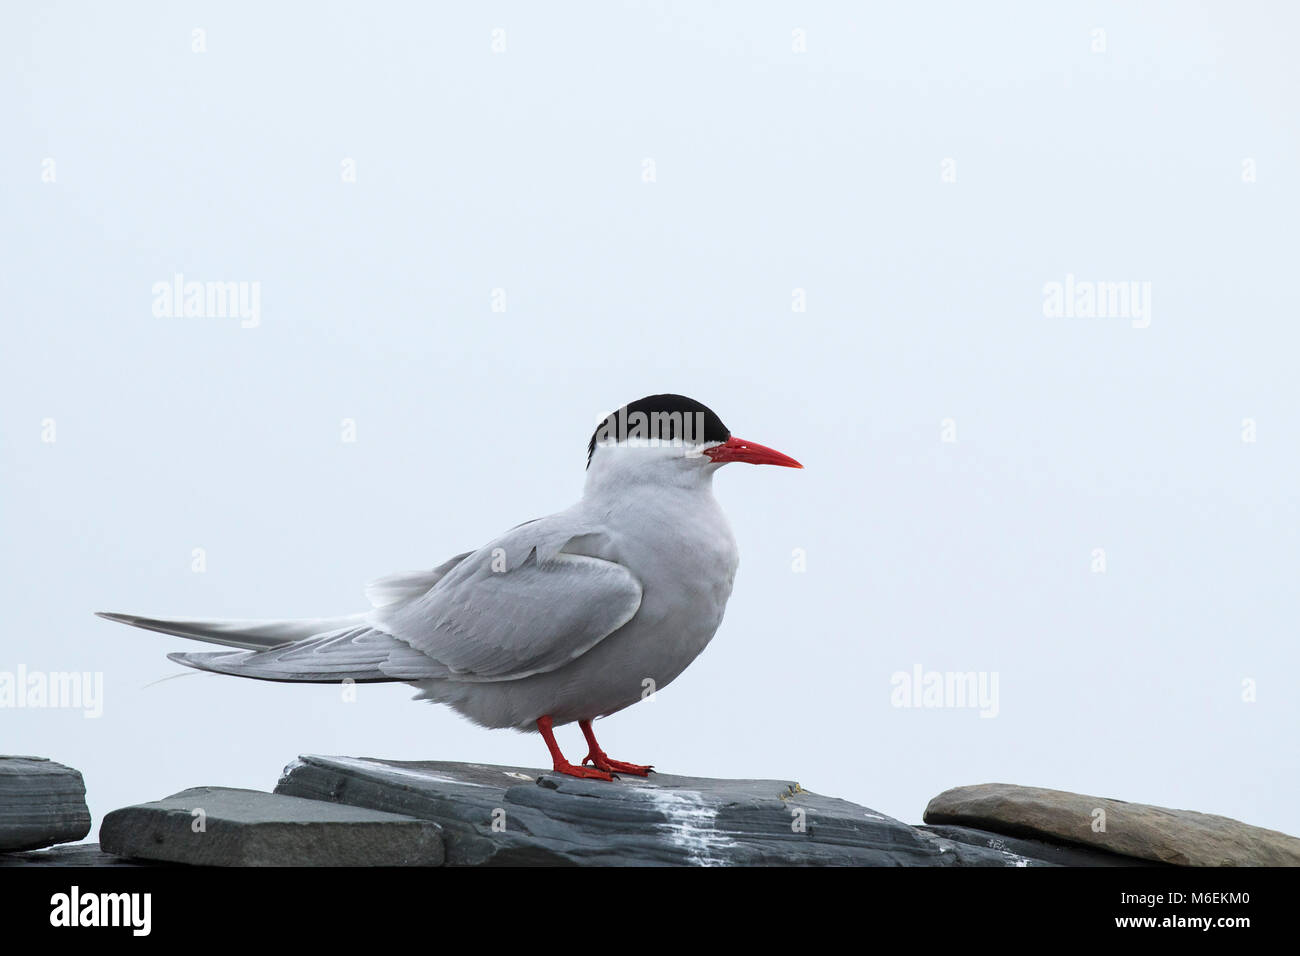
[3,1,1298,843]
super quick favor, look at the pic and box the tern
[98,394,802,780]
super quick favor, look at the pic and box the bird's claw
[552,761,615,781]
[583,752,654,777]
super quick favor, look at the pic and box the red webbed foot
[576,717,653,776]
[536,715,618,781]
[583,751,653,776]
[551,760,615,781]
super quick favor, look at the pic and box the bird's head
[585,394,801,491]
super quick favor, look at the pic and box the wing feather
[119,516,640,687]
[168,626,405,682]
[374,519,641,682]
[364,551,472,608]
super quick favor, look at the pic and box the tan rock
[924,783,1300,867]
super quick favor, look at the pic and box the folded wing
[155,516,642,684]
[376,548,642,682]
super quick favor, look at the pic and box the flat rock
[924,783,1300,867]
[919,825,1160,867]
[99,786,445,866]
[0,843,142,867]
[274,755,1049,866]
[0,756,92,852]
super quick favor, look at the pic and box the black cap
[587,394,730,467]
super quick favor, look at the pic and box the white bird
[98,394,802,779]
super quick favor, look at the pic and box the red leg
[536,715,614,780]
[579,719,653,776]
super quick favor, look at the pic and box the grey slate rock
[924,783,1300,867]
[918,825,1162,867]
[99,786,445,866]
[0,843,143,866]
[0,756,92,852]
[274,755,1045,866]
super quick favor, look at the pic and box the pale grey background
[3,2,1298,841]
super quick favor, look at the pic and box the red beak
[703,435,803,469]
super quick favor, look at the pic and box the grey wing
[165,518,640,685]
[374,519,643,683]
[364,551,473,608]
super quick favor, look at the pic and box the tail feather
[94,551,477,683]
[97,612,422,684]
[166,625,409,683]
[94,611,368,651]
